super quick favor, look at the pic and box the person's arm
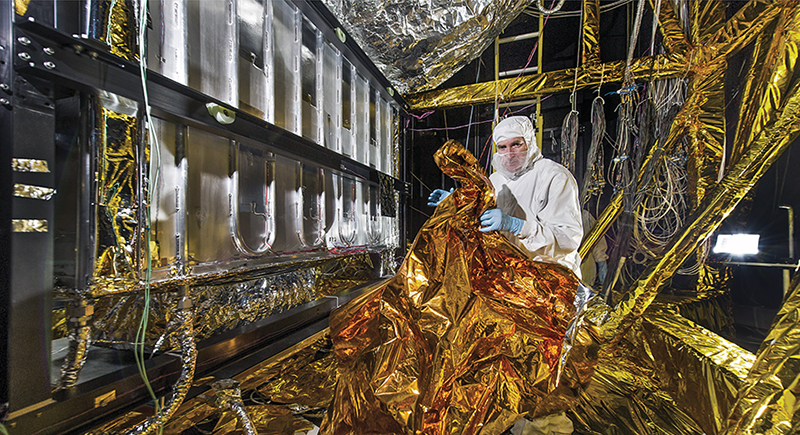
[516,170,583,258]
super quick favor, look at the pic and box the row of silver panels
[149,115,400,279]
[140,0,400,177]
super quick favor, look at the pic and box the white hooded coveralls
[489,116,583,277]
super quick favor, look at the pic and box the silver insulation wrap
[320,0,531,93]
[54,325,92,390]
[212,379,258,435]
[120,305,197,435]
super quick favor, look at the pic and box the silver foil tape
[320,0,530,94]
[119,307,197,435]
[212,379,258,435]
[54,325,92,390]
[91,268,318,349]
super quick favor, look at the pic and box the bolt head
[43,47,54,55]
[18,52,31,61]
[17,36,31,46]
[44,61,55,69]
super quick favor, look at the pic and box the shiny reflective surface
[322,141,590,435]
[320,0,531,94]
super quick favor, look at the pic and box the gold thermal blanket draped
[321,141,600,435]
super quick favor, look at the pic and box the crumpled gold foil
[89,255,377,349]
[321,140,599,435]
[211,379,258,435]
[119,306,197,435]
[652,0,690,55]
[258,352,338,409]
[54,325,92,390]
[406,53,688,110]
[92,268,316,348]
[11,158,50,173]
[572,310,755,435]
[96,0,139,61]
[213,405,314,435]
[722,275,800,434]
[14,0,30,16]
[11,218,48,232]
[732,4,800,168]
[320,0,531,94]
[13,183,56,200]
[92,106,141,295]
[582,0,600,65]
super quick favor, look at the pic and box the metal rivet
[17,37,31,46]
[0,84,9,91]
[0,98,10,106]
[28,16,35,22]
[18,52,31,61]
[28,62,34,68]
[43,47,54,55]
[43,61,55,69]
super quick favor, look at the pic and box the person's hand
[427,188,454,207]
[479,209,524,235]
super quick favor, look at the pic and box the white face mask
[495,149,528,173]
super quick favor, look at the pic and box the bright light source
[713,234,760,255]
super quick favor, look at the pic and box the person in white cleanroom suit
[429,115,584,278]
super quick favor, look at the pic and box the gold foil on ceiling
[691,0,726,43]
[13,183,56,200]
[601,75,800,343]
[732,5,800,168]
[320,0,531,94]
[320,140,594,435]
[11,158,50,173]
[582,0,600,65]
[92,106,140,293]
[405,53,687,110]
[684,57,726,208]
[722,276,800,434]
[707,0,786,61]
[12,219,48,233]
[652,0,690,54]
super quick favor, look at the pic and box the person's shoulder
[531,158,570,177]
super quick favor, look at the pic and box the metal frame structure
[0,1,409,433]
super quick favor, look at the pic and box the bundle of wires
[580,95,606,206]
[135,0,162,422]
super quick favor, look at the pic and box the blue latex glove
[479,208,524,235]
[427,188,454,207]
[597,260,608,285]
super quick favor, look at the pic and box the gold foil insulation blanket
[92,268,317,348]
[722,275,800,434]
[91,0,139,61]
[320,0,530,94]
[119,307,196,435]
[571,311,756,435]
[321,140,595,435]
[53,325,92,390]
[211,379,258,435]
[92,105,141,295]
